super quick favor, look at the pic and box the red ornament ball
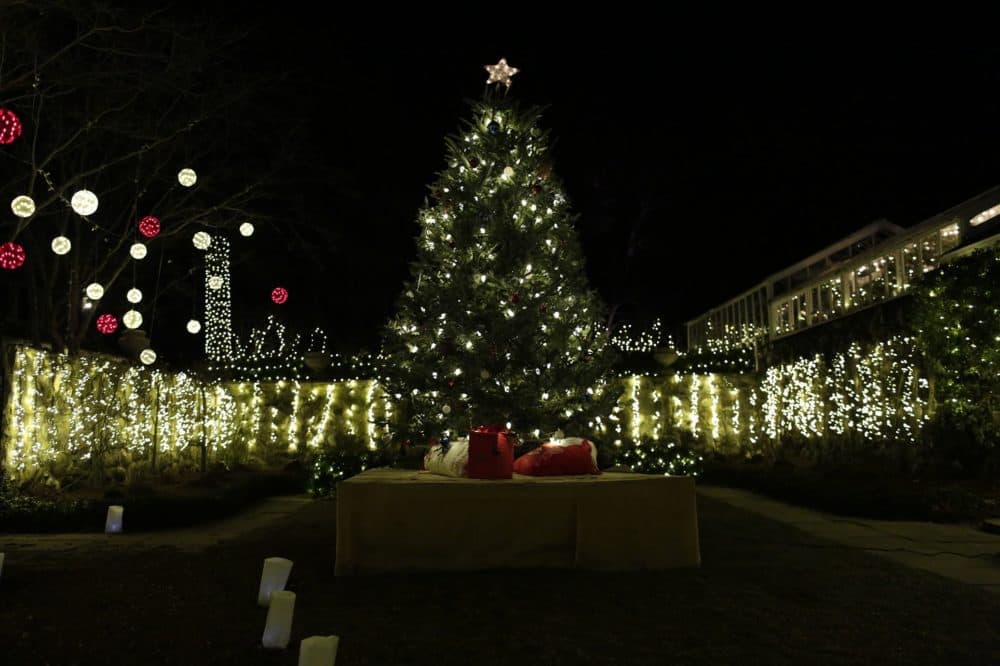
[0,241,25,270]
[539,303,548,313]
[271,286,289,304]
[0,109,23,145]
[531,184,542,195]
[510,293,520,304]
[469,157,480,168]
[138,215,161,238]
[96,314,119,335]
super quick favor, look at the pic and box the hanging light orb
[96,314,118,335]
[71,189,99,216]
[192,231,211,250]
[85,282,105,300]
[129,242,148,260]
[122,309,143,329]
[139,348,157,365]
[186,319,202,334]
[177,168,197,187]
[51,236,72,255]
[271,286,288,304]
[239,222,255,237]
[0,242,26,270]
[11,195,35,218]
[138,215,161,238]
[208,275,223,290]
[126,288,143,304]
[0,108,23,144]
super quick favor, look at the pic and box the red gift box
[467,424,514,479]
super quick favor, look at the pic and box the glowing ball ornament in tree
[123,309,143,329]
[139,348,157,365]
[11,195,35,218]
[271,287,288,304]
[193,231,211,250]
[0,108,23,144]
[178,168,197,187]
[71,190,99,216]
[208,275,223,290]
[138,216,160,238]
[126,288,143,304]
[186,319,201,334]
[0,242,26,270]
[51,236,72,255]
[96,314,118,335]
[85,283,105,300]
[239,222,255,237]
[130,243,147,260]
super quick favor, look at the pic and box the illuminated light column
[205,235,236,362]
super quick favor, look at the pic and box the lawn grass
[1,494,997,664]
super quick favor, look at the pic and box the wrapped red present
[467,424,514,479]
[513,437,601,476]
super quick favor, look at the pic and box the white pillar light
[257,557,294,606]
[262,590,296,649]
[298,635,339,666]
[105,505,124,533]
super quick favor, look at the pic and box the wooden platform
[335,468,700,575]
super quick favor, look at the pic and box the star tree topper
[485,58,519,89]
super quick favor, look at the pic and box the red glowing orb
[271,287,288,304]
[96,313,119,335]
[0,241,26,270]
[138,215,161,238]
[0,109,22,145]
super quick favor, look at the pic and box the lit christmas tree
[382,61,617,444]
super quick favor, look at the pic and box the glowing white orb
[122,309,143,329]
[11,195,35,218]
[480,369,490,379]
[192,231,211,250]
[239,222,255,237]
[178,168,197,187]
[442,405,452,414]
[208,276,223,290]
[51,236,72,255]
[139,348,157,365]
[129,243,147,259]
[71,189,99,216]
[186,319,201,334]
[126,288,143,304]
[85,282,105,300]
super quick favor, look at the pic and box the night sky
[222,19,1000,354]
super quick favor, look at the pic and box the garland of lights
[204,235,236,362]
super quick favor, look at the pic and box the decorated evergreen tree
[382,61,617,444]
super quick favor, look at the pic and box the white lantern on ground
[71,190,99,216]
[262,590,296,649]
[258,557,293,606]
[298,635,339,666]
[129,243,147,259]
[186,319,201,334]
[178,168,197,187]
[193,231,211,250]
[86,282,105,300]
[51,236,71,255]
[105,505,124,533]
[126,288,143,304]
[139,348,156,365]
[123,309,143,329]
[11,195,35,217]
[239,222,255,237]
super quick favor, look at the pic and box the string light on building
[0,242,26,270]
[11,195,35,218]
[123,309,143,329]
[96,314,118,335]
[138,216,161,238]
[126,288,143,304]
[70,190,99,216]
[204,235,236,362]
[0,108,23,144]
[192,231,211,250]
[271,287,288,305]
[130,243,148,260]
[51,236,72,255]
[139,349,157,365]
[187,319,201,334]
[178,168,197,187]
[85,283,104,300]
[239,222,255,237]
